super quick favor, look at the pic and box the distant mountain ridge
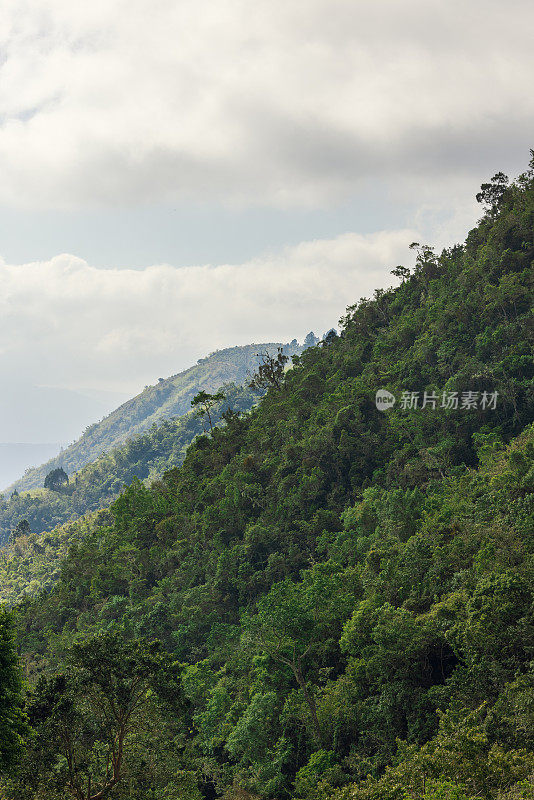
[0,382,258,545]
[6,341,303,494]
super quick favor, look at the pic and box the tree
[304,331,319,349]
[10,519,30,544]
[476,171,510,215]
[249,347,288,391]
[243,568,353,746]
[0,608,28,771]
[244,581,323,745]
[191,390,225,431]
[409,242,440,282]
[25,631,180,800]
[322,328,338,345]
[391,265,411,281]
[44,467,69,492]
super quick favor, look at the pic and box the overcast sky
[1,0,533,443]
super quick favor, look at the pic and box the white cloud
[0,229,417,394]
[0,0,532,209]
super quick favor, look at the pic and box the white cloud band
[0,229,417,393]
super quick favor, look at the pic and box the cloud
[0,229,417,394]
[0,0,532,209]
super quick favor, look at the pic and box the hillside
[2,160,534,800]
[7,341,304,495]
[0,383,261,550]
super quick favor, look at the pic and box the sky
[1,0,533,445]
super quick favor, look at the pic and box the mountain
[0,382,259,550]
[1,160,533,800]
[6,341,303,495]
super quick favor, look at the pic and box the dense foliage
[0,608,27,772]
[1,159,533,799]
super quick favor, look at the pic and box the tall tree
[249,347,288,391]
[476,171,510,216]
[0,608,28,771]
[23,631,180,800]
[303,331,319,349]
[44,467,69,492]
[191,390,226,431]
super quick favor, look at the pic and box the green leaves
[20,631,182,800]
[191,390,227,431]
[0,608,28,771]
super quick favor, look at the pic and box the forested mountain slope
[2,161,534,800]
[0,383,259,547]
[0,384,260,601]
[7,341,302,494]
